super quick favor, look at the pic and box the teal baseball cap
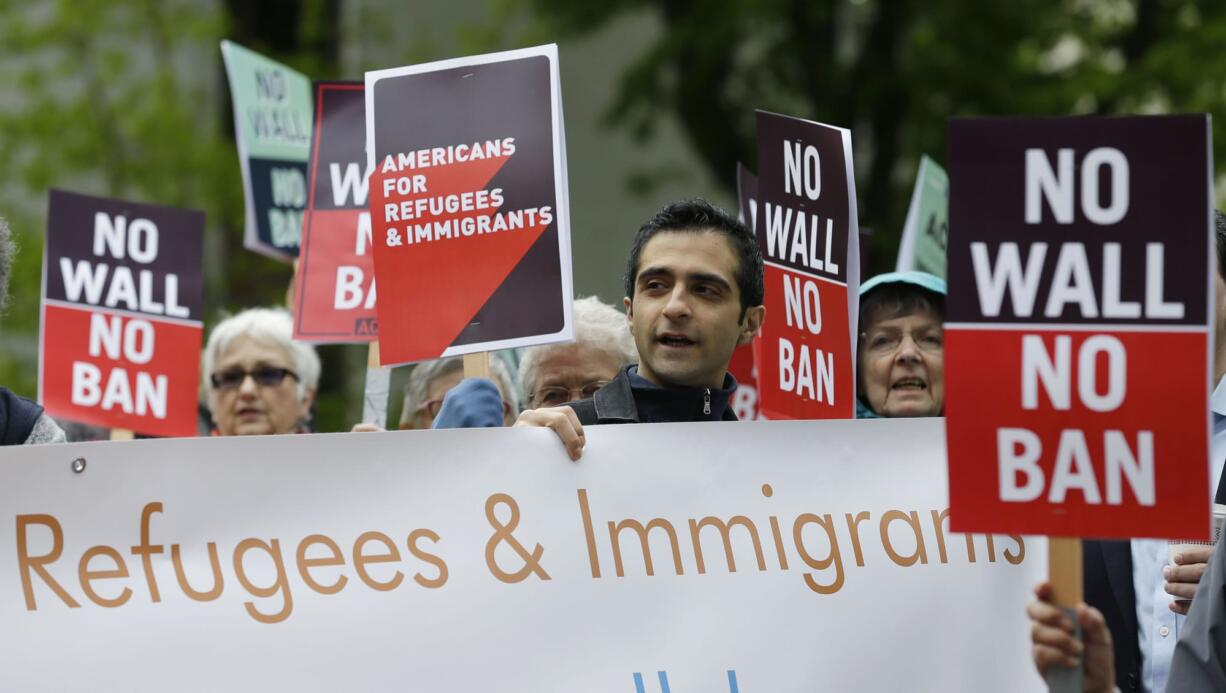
[859,271,946,297]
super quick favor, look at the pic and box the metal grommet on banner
[70,457,87,474]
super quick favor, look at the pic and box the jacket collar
[592,365,639,422]
[593,365,739,423]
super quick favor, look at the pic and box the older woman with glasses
[856,271,946,419]
[202,307,321,436]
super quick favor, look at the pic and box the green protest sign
[895,155,949,278]
[221,40,313,260]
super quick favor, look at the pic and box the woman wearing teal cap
[856,271,947,418]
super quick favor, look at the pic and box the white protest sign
[1,419,1043,691]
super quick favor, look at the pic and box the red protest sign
[39,190,204,437]
[727,343,763,421]
[293,82,378,342]
[945,115,1212,540]
[732,162,763,421]
[752,111,860,420]
[364,45,573,366]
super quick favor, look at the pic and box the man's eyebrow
[636,266,674,283]
[687,272,732,291]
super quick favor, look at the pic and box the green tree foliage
[510,0,1226,270]
[0,0,362,432]
[0,0,233,402]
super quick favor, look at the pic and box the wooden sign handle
[1046,536,1084,692]
[1048,537,1083,607]
[367,341,381,369]
[463,352,491,379]
[360,342,389,428]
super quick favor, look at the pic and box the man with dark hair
[515,199,766,459]
[0,217,66,445]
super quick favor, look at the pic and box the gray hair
[0,217,14,311]
[399,354,520,425]
[201,307,321,398]
[518,296,638,397]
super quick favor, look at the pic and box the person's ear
[737,305,765,346]
[624,296,635,336]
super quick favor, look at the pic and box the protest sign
[1,418,1042,691]
[753,111,860,420]
[293,81,377,342]
[364,45,573,366]
[38,190,204,437]
[945,115,1213,539]
[732,163,763,420]
[736,161,759,234]
[221,40,313,260]
[727,343,762,420]
[895,155,949,278]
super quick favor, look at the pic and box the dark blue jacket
[568,365,737,425]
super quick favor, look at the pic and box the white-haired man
[398,356,519,430]
[427,298,637,429]
[202,307,320,436]
[519,296,638,410]
[0,217,65,445]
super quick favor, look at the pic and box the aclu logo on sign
[632,669,741,692]
[354,317,378,335]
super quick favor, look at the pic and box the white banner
[0,418,1044,691]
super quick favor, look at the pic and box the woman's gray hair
[0,217,15,311]
[518,296,638,397]
[399,354,520,425]
[201,307,321,398]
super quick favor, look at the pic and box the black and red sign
[732,162,763,420]
[752,111,859,420]
[945,115,1212,539]
[364,45,573,365]
[39,190,204,436]
[293,81,378,342]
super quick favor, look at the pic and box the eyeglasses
[861,328,944,356]
[210,367,299,391]
[530,381,610,408]
[418,397,513,421]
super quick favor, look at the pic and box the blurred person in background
[397,356,519,430]
[0,217,65,445]
[202,307,319,436]
[519,296,638,410]
[855,271,946,419]
[430,297,638,429]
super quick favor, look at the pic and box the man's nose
[662,285,692,320]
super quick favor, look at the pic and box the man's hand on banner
[514,406,585,461]
[1165,546,1214,614]
[1026,581,1115,693]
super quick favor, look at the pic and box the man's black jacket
[567,365,738,425]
